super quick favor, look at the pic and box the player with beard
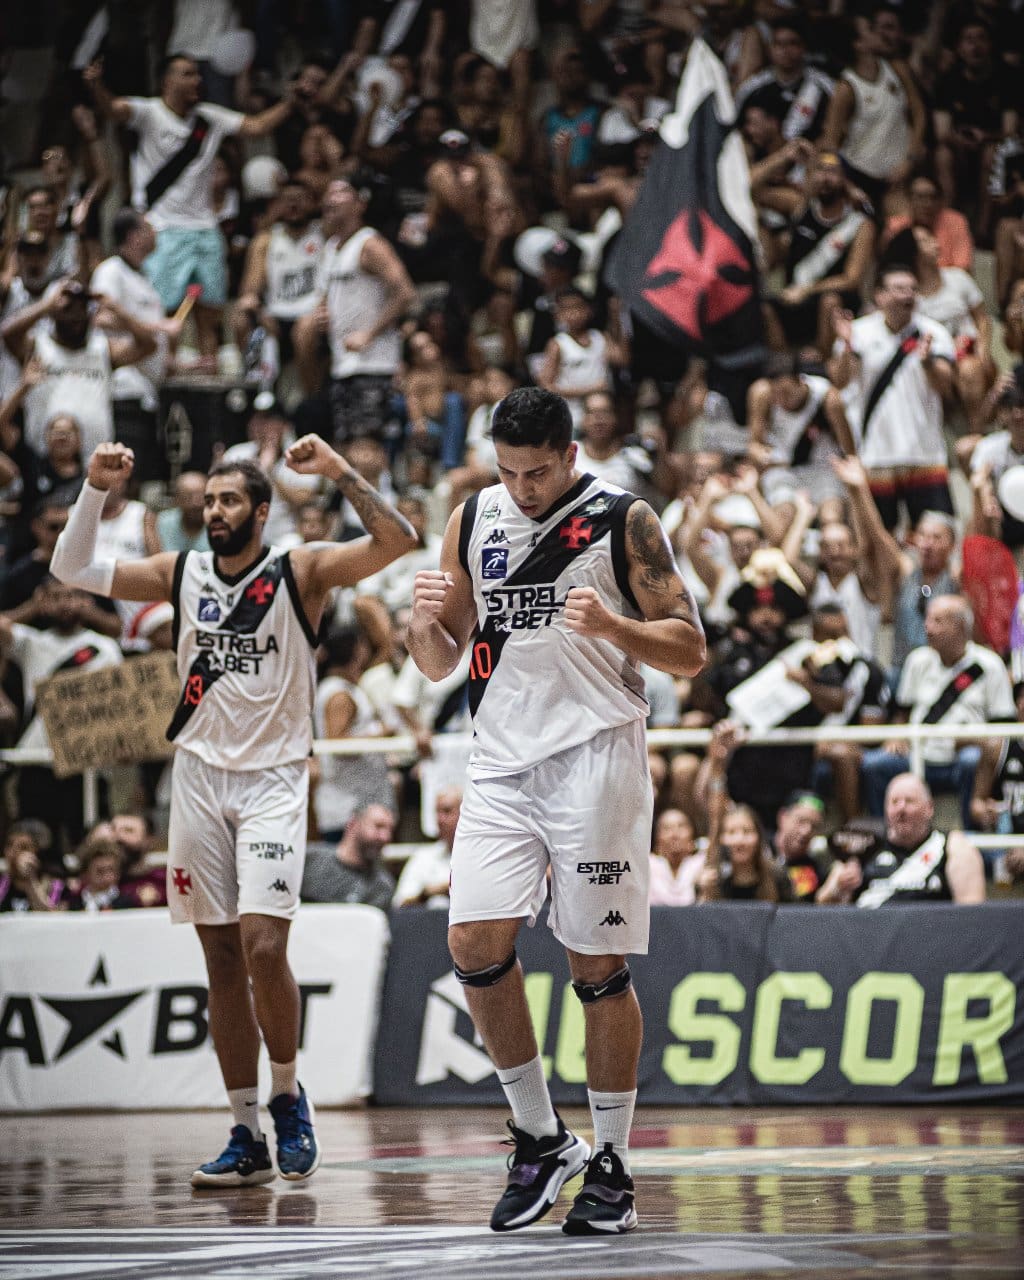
[233,178,324,373]
[760,150,875,356]
[52,437,416,1188]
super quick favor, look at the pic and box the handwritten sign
[36,652,180,778]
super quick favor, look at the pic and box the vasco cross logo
[245,576,275,605]
[559,517,593,549]
[599,910,627,927]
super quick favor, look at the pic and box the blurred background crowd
[3,0,1024,915]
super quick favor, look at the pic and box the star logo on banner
[41,957,145,1061]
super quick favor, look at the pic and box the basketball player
[408,387,705,1234]
[52,437,415,1187]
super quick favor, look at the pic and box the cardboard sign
[36,652,180,777]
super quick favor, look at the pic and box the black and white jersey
[993,738,1024,834]
[169,546,317,771]
[265,222,324,320]
[459,475,649,777]
[855,830,953,908]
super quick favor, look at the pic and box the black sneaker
[490,1116,590,1232]
[562,1143,638,1234]
[190,1125,275,1188]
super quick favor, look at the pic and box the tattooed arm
[563,500,706,677]
[284,435,417,604]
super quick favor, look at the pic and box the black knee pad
[572,964,632,1004]
[453,948,517,988]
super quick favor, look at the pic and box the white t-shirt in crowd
[970,430,1024,484]
[167,0,239,60]
[837,311,955,469]
[9,623,123,751]
[897,641,1014,765]
[126,97,244,231]
[392,840,452,907]
[90,255,167,408]
[914,269,984,341]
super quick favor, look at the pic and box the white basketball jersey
[460,475,648,777]
[170,546,317,770]
[265,222,324,320]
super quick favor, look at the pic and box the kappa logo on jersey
[484,529,509,545]
[481,547,509,579]
[559,517,593,549]
[198,596,221,623]
[599,910,627,927]
[269,879,289,893]
[578,860,631,885]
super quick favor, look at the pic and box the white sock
[228,1086,262,1140]
[270,1058,297,1101]
[496,1056,559,1139]
[588,1089,636,1174]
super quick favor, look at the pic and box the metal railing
[4,720,1024,838]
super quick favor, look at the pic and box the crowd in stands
[3,0,1024,914]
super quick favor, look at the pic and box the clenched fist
[563,585,613,639]
[412,570,454,623]
[284,433,345,478]
[88,442,134,490]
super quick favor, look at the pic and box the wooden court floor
[2,1106,1023,1278]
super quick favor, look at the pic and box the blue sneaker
[191,1125,275,1188]
[269,1084,321,1181]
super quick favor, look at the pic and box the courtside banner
[0,905,388,1111]
[373,905,1024,1105]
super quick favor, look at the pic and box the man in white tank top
[2,279,157,460]
[233,178,324,370]
[299,175,416,446]
[818,12,925,213]
[407,388,705,1236]
[51,435,416,1190]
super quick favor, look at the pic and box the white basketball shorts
[449,719,652,955]
[167,748,309,926]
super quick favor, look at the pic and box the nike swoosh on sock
[594,1104,627,1110]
